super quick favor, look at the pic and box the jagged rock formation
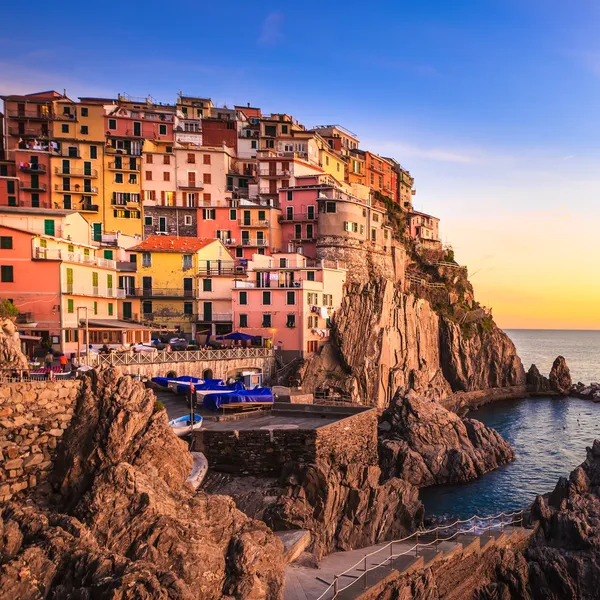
[475,440,600,600]
[438,317,525,393]
[548,355,571,395]
[526,364,552,393]
[263,461,423,559]
[379,390,515,487]
[0,318,29,370]
[0,370,285,599]
[298,278,525,409]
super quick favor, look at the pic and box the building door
[84,161,92,176]
[44,219,55,236]
[203,302,212,322]
[269,180,277,194]
[159,216,167,232]
[92,223,102,242]
[62,159,70,174]
[183,277,193,297]
[241,230,250,245]
[307,205,315,219]
[257,231,265,246]
[122,302,132,320]
[188,172,196,187]
[142,276,152,294]
[269,162,276,176]
[295,224,302,239]
[286,207,293,220]
[133,122,141,136]
[306,223,314,239]
[243,210,251,226]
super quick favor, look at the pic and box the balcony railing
[19,163,46,174]
[21,182,47,191]
[197,262,246,276]
[8,126,49,137]
[196,312,233,322]
[235,280,311,289]
[62,284,124,298]
[108,161,140,171]
[177,180,204,190]
[80,203,99,212]
[53,112,78,121]
[135,288,196,298]
[258,169,290,178]
[238,219,270,228]
[54,167,98,178]
[6,109,52,120]
[34,247,117,269]
[279,212,317,222]
[54,184,98,194]
[223,238,268,247]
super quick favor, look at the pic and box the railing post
[363,556,367,588]
[333,575,338,595]
[435,527,439,550]
[415,532,419,557]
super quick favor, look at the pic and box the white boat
[168,414,203,437]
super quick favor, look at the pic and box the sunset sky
[2,0,599,329]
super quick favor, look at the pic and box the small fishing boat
[168,414,203,437]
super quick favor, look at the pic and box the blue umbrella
[215,332,260,341]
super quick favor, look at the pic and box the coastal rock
[0,369,285,599]
[526,364,552,393]
[438,317,526,393]
[379,390,515,487]
[0,319,29,371]
[264,461,423,559]
[549,355,572,395]
[476,439,600,599]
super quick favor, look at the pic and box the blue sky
[2,0,600,327]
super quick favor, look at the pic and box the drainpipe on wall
[58,266,64,354]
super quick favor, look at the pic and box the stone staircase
[284,512,532,600]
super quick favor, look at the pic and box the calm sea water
[506,329,600,383]
[420,329,600,519]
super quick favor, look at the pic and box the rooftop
[0,206,75,216]
[130,235,217,253]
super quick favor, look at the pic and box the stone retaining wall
[0,380,82,502]
[196,406,377,475]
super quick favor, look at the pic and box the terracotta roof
[131,236,216,253]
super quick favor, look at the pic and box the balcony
[238,219,270,228]
[53,112,77,121]
[136,288,196,298]
[34,247,117,269]
[80,203,99,213]
[19,163,46,174]
[54,184,98,195]
[177,180,204,190]
[196,312,233,323]
[106,147,142,157]
[54,167,99,178]
[117,261,137,272]
[108,161,140,171]
[235,279,310,290]
[62,284,124,298]
[258,169,290,178]
[279,212,317,223]
[8,126,49,138]
[21,182,47,192]
[15,312,35,324]
[6,109,52,120]
[290,235,316,243]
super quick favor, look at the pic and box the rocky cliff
[0,370,285,600]
[299,277,525,409]
[379,390,515,487]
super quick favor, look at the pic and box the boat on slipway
[168,414,203,437]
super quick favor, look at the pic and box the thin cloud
[258,11,285,46]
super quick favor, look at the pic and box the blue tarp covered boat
[202,387,274,412]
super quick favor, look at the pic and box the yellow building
[130,235,234,337]
[49,98,105,236]
[316,137,345,181]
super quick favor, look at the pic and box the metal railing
[135,287,196,298]
[54,184,98,194]
[35,247,117,269]
[279,212,317,222]
[316,510,525,600]
[94,347,274,366]
[54,167,99,178]
[238,219,270,227]
[177,180,204,189]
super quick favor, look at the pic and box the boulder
[526,364,551,393]
[263,461,423,559]
[379,390,514,487]
[549,356,572,395]
[0,318,29,371]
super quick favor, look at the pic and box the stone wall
[143,206,197,238]
[0,380,82,502]
[196,405,377,475]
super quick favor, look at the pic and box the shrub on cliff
[0,299,18,319]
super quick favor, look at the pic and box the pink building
[408,211,441,249]
[232,252,347,360]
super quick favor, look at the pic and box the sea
[420,329,600,519]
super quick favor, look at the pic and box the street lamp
[76,306,89,364]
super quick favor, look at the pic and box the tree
[0,299,19,319]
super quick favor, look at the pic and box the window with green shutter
[0,237,13,249]
[67,299,74,313]
[107,275,113,289]
[1,266,13,282]
[44,220,55,236]
[108,303,113,316]
[66,268,73,293]
[93,302,98,315]
[90,145,97,159]
[92,272,98,287]
[104,250,113,259]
